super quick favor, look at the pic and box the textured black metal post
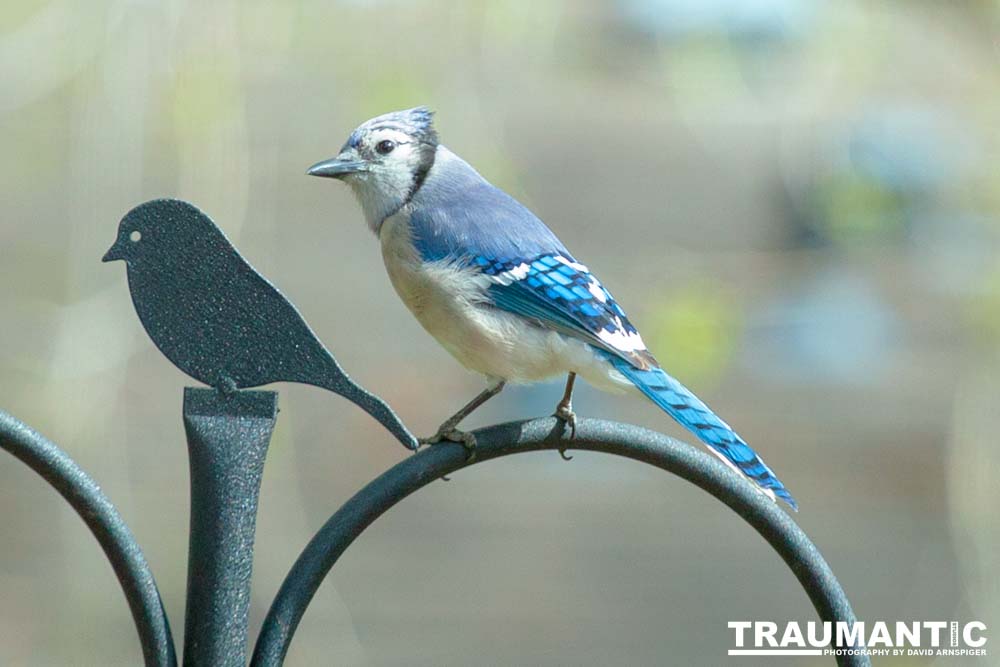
[252,417,868,667]
[182,388,277,666]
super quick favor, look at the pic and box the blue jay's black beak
[306,155,367,179]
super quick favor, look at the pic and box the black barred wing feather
[476,253,657,370]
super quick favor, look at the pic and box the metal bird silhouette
[103,198,417,450]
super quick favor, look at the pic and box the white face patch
[370,127,416,148]
[347,130,427,230]
[367,128,419,166]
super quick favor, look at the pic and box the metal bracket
[252,417,870,667]
[182,388,278,666]
[0,410,176,667]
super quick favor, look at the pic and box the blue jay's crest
[346,106,438,151]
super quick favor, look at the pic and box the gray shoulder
[406,147,571,263]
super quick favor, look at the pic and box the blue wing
[477,253,657,369]
[476,252,797,509]
[404,150,648,363]
[407,149,571,263]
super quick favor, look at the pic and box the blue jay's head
[308,107,438,228]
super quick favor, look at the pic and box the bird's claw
[555,406,577,437]
[554,404,577,460]
[419,427,477,462]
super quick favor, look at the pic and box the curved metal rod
[0,411,177,667]
[252,417,869,667]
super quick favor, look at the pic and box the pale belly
[378,213,630,391]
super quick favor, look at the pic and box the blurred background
[1,0,998,664]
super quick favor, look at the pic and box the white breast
[378,211,632,392]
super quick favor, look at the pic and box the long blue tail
[604,354,797,510]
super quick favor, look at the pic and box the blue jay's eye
[375,139,396,155]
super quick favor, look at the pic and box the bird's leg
[554,372,577,460]
[420,380,506,460]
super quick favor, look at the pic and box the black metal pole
[0,410,177,667]
[252,417,869,667]
[182,388,277,667]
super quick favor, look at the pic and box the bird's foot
[419,427,477,462]
[553,403,577,460]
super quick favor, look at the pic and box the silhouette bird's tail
[311,353,419,451]
[605,354,797,510]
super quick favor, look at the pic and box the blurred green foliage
[171,65,243,141]
[815,171,906,244]
[966,261,1000,356]
[645,283,741,387]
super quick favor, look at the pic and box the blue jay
[308,107,796,509]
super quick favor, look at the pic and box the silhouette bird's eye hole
[375,139,396,155]
[130,230,142,242]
